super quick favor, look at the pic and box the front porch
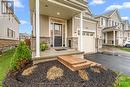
[30,0,88,57]
[102,27,123,46]
[32,48,84,64]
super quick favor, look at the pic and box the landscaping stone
[22,65,37,76]
[46,66,63,80]
[78,70,89,80]
[3,60,117,87]
[90,66,101,73]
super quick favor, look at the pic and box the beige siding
[0,14,19,40]
[32,15,49,37]
[0,0,19,40]
[67,19,72,37]
[40,15,49,37]
[74,18,97,37]
[110,12,120,22]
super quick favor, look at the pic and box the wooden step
[58,56,90,71]
[58,56,102,71]
[58,56,87,65]
[85,60,102,67]
[72,62,92,71]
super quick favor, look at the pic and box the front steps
[58,56,101,71]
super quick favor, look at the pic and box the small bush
[10,41,32,71]
[40,42,48,51]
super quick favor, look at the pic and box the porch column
[118,31,120,45]
[105,32,107,44]
[80,12,83,51]
[35,0,40,57]
[113,31,116,46]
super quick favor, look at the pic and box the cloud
[20,20,29,24]
[14,0,24,8]
[105,5,123,11]
[121,16,129,20]
[105,2,130,11]
[90,0,105,5]
[123,2,130,8]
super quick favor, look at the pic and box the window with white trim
[7,28,15,38]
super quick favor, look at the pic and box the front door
[54,23,62,47]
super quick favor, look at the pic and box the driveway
[85,53,130,76]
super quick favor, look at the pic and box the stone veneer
[67,37,78,50]
[0,39,19,52]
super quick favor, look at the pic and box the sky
[14,0,130,35]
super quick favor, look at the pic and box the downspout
[96,21,98,53]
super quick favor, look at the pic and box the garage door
[79,31,96,53]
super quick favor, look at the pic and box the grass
[120,48,130,52]
[115,74,130,87]
[0,49,15,87]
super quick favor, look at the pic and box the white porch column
[105,32,107,44]
[113,31,116,46]
[80,12,83,51]
[35,0,40,57]
[118,31,120,45]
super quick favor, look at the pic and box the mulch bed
[3,60,117,87]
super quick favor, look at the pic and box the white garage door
[79,31,96,53]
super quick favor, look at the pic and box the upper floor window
[101,18,103,25]
[112,21,114,26]
[7,28,15,38]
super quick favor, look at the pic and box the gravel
[3,60,117,87]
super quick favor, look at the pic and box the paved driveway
[85,53,130,76]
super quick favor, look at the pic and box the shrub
[10,41,32,71]
[40,42,48,51]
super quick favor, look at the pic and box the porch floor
[32,48,84,64]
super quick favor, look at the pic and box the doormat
[55,49,67,51]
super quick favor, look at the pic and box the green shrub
[40,42,48,51]
[10,41,32,71]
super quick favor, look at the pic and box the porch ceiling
[30,0,86,20]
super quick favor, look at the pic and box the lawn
[0,49,15,87]
[115,74,130,87]
[120,48,130,52]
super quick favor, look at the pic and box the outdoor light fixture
[57,12,60,15]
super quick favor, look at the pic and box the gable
[85,6,92,15]
[110,11,121,22]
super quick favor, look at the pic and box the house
[95,9,129,47]
[0,0,20,51]
[30,0,98,57]
[123,20,130,42]
[19,33,31,41]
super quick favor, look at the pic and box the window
[112,21,114,26]
[7,28,9,37]
[7,28,15,38]
[103,18,105,26]
[101,18,103,26]
[108,20,111,27]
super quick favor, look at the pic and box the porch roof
[30,0,89,24]
[102,26,122,32]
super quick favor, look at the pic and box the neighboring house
[123,21,130,42]
[30,0,98,57]
[95,9,129,47]
[0,0,20,51]
[19,33,31,41]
